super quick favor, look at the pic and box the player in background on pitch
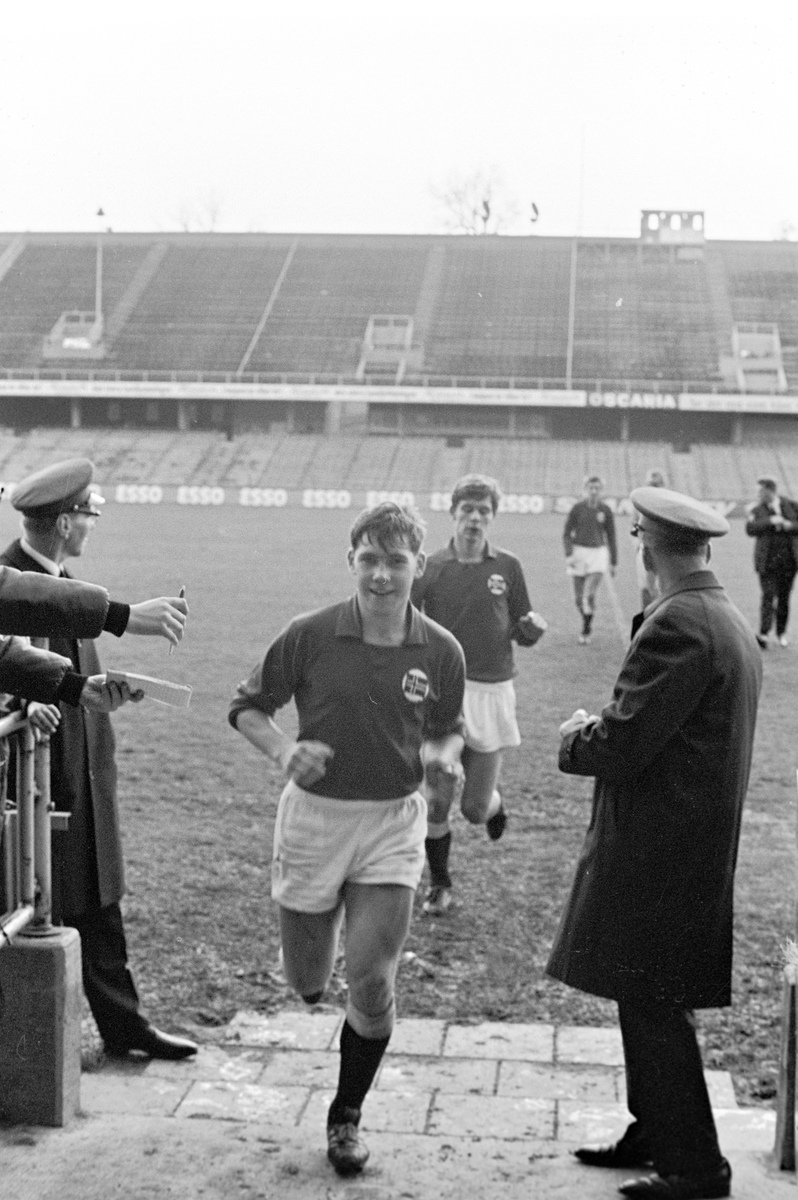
[635,468,667,608]
[563,475,618,644]
[411,474,547,917]
[229,502,465,1178]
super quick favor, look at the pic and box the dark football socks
[328,1020,390,1122]
[425,831,452,888]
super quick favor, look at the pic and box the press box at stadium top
[0,211,796,448]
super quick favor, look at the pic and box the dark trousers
[618,999,724,1177]
[759,567,796,637]
[65,899,149,1047]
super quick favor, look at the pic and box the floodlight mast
[95,207,104,331]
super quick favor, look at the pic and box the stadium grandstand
[0,212,796,508]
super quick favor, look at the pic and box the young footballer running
[229,502,465,1178]
[411,474,547,916]
[563,474,618,644]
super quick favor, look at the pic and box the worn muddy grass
[0,501,790,1108]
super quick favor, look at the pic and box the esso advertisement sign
[115,485,163,504]
[238,487,288,507]
[430,491,544,514]
[498,493,545,514]
[177,486,225,506]
[302,489,352,509]
[366,490,415,508]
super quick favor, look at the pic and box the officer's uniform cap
[630,486,729,537]
[10,458,105,520]
[757,476,778,490]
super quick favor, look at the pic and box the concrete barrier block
[0,927,82,1126]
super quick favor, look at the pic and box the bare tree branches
[431,168,521,235]
[176,190,225,232]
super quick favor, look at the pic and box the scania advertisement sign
[0,377,797,412]
[587,392,678,408]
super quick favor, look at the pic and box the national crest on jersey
[487,573,508,596]
[402,668,430,703]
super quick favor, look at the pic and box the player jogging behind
[411,474,547,916]
[229,502,465,1179]
[563,474,618,644]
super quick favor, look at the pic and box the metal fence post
[16,723,35,912]
[27,634,55,934]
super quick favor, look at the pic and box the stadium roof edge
[1,231,796,250]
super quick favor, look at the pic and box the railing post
[17,725,35,911]
[28,635,55,934]
[31,728,53,933]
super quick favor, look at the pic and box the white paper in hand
[106,670,192,708]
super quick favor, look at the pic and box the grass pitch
[0,500,791,1107]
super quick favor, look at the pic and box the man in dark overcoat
[547,487,761,1200]
[1,459,196,1059]
[745,475,798,648]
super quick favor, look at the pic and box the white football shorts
[566,544,610,577]
[271,781,427,913]
[463,678,521,754]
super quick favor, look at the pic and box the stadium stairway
[1,1009,789,1199]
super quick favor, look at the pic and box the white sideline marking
[604,570,629,645]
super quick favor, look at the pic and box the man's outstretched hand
[126,596,189,648]
[80,675,145,713]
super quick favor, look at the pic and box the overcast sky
[1,1,795,241]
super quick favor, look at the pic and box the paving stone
[144,1045,267,1084]
[258,1049,339,1089]
[430,1093,555,1140]
[498,1061,620,1102]
[356,1132,571,1198]
[557,1025,624,1065]
[80,1072,190,1117]
[303,1086,431,1134]
[559,1100,775,1153]
[5,1114,794,1200]
[388,1016,446,1056]
[376,1054,498,1095]
[443,1021,554,1062]
[175,1080,308,1123]
[223,1008,342,1050]
[715,1108,778,1153]
[556,1100,631,1144]
[4,1010,792,1200]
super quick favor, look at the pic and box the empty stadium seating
[0,232,795,469]
[245,241,430,376]
[0,243,149,368]
[0,231,791,389]
[711,241,798,390]
[110,243,292,372]
[0,428,787,500]
[572,241,719,383]
[422,237,572,378]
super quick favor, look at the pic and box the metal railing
[1,648,60,949]
[0,364,753,396]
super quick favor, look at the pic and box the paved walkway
[1,1011,795,1199]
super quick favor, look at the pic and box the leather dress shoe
[575,1138,653,1169]
[105,1026,198,1060]
[618,1158,731,1199]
